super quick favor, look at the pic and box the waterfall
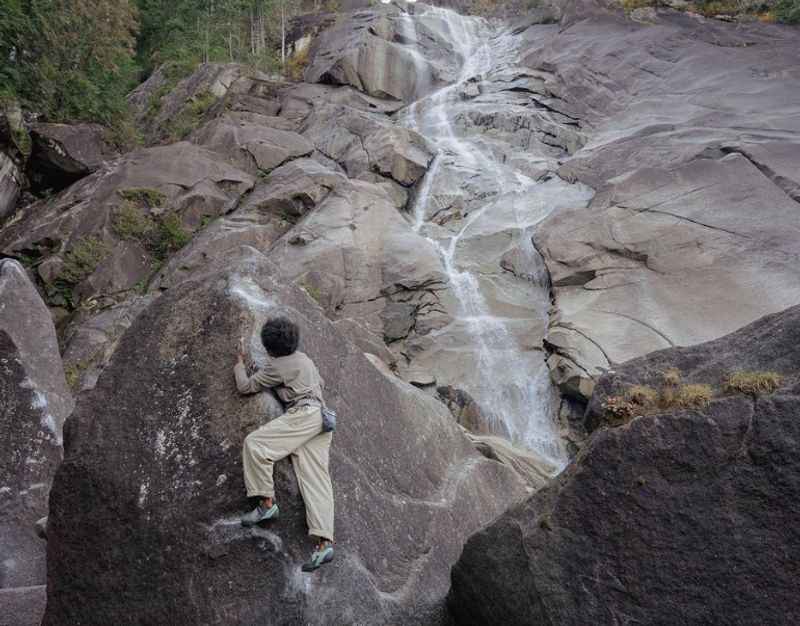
[397,4,593,469]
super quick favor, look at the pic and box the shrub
[675,384,714,408]
[154,213,191,258]
[60,236,109,284]
[118,188,167,209]
[111,201,190,261]
[622,0,654,10]
[724,371,784,396]
[165,91,218,141]
[112,202,157,240]
[285,46,310,82]
[627,384,659,407]
[696,0,744,15]
[602,395,639,424]
[603,373,716,424]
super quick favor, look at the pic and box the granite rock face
[43,248,529,626]
[449,305,800,626]
[519,9,800,403]
[28,123,119,191]
[0,260,73,625]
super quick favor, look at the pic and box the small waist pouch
[321,407,337,433]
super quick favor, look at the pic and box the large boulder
[267,171,448,349]
[27,123,119,192]
[0,260,73,624]
[0,101,29,221]
[190,111,314,175]
[448,305,800,625]
[0,153,22,221]
[43,247,529,625]
[305,6,452,102]
[300,99,433,186]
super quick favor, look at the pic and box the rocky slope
[448,304,800,625]
[0,0,798,623]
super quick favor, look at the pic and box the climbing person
[234,316,335,572]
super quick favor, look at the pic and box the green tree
[775,0,800,22]
[0,0,140,125]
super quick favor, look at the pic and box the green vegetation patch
[775,0,800,22]
[59,236,109,284]
[724,371,784,396]
[118,188,167,209]
[112,201,156,240]
[111,202,191,262]
[165,91,218,141]
[621,0,654,11]
[675,384,714,409]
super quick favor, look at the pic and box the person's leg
[241,406,323,524]
[292,431,334,541]
[293,427,335,572]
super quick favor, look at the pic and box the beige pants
[242,405,334,541]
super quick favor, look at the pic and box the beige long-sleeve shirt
[234,350,324,408]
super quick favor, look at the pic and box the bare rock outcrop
[28,123,119,192]
[43,248,529,625]
[449,305,800,626]
[0,260,73,625]
[520,9,800,405]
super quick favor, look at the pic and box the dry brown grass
[724,371,784,396]
[627,384,659,407]
[675,384,714,409]
[285,46,310,82]
[603,370,716,424]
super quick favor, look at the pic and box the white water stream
[395,5,593,468]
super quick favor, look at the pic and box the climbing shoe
[240,503,279,527]
[301,544,334,572]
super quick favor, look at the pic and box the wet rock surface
[43,248,528,625]
[449,305,800,626]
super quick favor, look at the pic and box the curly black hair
[260,317,299,357]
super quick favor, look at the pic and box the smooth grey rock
[61,295,155,393]
[0,260,72,592]
[301,102,433,186]
[305,8,450,102]
[28,123,118,190]
[0,153,21,221]
[129,63,281,143]
[267,176,448,345]
[521,11,800,399]
[191,111,314,174]
[0,585,46,626]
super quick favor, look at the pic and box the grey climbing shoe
[302,544,334,572]
[240,503,279,527]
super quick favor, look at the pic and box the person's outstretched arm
[234,338,282,395]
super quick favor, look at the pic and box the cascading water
[394,4,593,469]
